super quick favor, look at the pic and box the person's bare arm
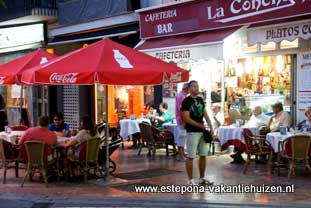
[155,116,165,122]
[65,138,77,148]
[182,111,205,130]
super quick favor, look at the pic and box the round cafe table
[266,132,311,152]
[119,118,151,140]
[218,125,259,152]
[0,131,25,144]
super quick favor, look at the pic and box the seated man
[49,112,70,137]
[19,116,57,161]
[247,106,269,127]
[153,102,174,127]
[267,102,291,132]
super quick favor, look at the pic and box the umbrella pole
[105,85,110,183]
[19,85,23,124]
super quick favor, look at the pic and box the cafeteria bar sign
[247,20,311,45]
[138,0,311,38]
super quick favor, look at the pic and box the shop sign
[0,24,44,49]
[155,49,191,60]
[248,20,311,45]
[138,0,310,38]
[11,85,22,99]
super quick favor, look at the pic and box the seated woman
[297,107,311,131]
[65,116,99,148]
[48,112,70,137]
[153,102,174,127]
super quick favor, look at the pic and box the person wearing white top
[247,106,269,127]
[211,105,224,135]
[268,102,291,132]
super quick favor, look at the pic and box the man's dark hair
[39,116,50,127]
[160,102,168,110]
[188,80,198,87]
[54,112,64,121]
[272,102,283,111]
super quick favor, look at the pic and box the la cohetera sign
[138,0,311,39]
[247,20,311,45]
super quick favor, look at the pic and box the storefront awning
[48,23,139,45]
[136,27,241,51]
[247,17,311,46]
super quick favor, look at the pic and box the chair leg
[84,166,88,183]
[288,160,295,178]
[166,144,169,156]
[212,142,215,155]
[277,155,281,176]
[15,161,19,178]
[152,147,156,160]
[137,143,143,156]
[172,144,177,158]
[243,154,251,174]
[41,168,49,187]
[3,162,7,184]
[269,151,274,174]
[21,169,30,187]
[306,159,311,175]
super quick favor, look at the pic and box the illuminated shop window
[280,39,299,49]
[261,41,276,51]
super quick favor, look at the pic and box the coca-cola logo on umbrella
[49,73,78,84]
[113,49,133,69]
[0,76,5,84]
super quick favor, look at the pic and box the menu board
[300,53,311,91]
[163,81,177,98]
[299,52,311,110]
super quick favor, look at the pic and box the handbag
[203,129,213,143]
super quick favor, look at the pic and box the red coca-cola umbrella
[21,39,189,85]
[0,49,57,85]
[21,39,189,183]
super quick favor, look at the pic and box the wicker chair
[138,122,153,156]
[277,135,311,178]
[242,129,273,174]
[66,137,103,183]
[21,141,59,187]
[0,139,19,184]
[138,122,176,159]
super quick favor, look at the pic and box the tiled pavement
[1,143,311,207]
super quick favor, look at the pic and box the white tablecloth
[266,132,311,152]
[57,136,69,145]
[162,123,178,141]
[0,131,24,144]
[218,126,259,146]
[119,119,151,140]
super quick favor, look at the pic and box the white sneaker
[199,178,214,186]
[187,179,198,186]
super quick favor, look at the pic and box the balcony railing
[30,0,58,16]
[0,0,58,23]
